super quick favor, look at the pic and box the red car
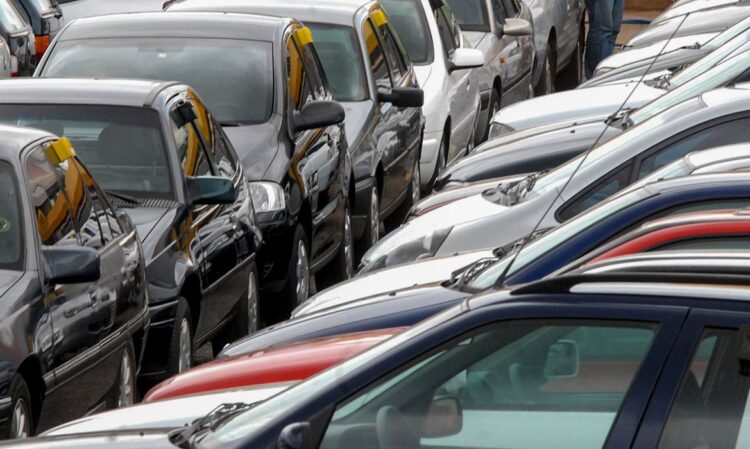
[144,327,403,402]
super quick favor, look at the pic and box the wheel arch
[15,356,43,425]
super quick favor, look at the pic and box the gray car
[0,0,35,75]
[444,0,535,142]
[360,84,750,272]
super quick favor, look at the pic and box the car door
[23,145,108,429]
[435,4,475,161]
[497,0,533,100]
[630,309,750,449]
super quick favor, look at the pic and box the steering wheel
[375,406,421,449]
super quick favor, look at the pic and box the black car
[0,124,149,438]
[10,0,62,58]
[36,12,354,317]
[167,0,425,259]
[0,78,263,381]
[0,0,35,75]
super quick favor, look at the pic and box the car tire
[318,203,354,288]
[483,88,501,142]
[166,298,193,376]
[355,186,381,262]
[387,157,421,228]
[214,263,260,355]
[278,225,311,318]
[5,376,33,439]
[534,43,556,96]
[108,340,136,408]
[556,23,584,90]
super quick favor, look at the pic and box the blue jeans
[585,0,625,78]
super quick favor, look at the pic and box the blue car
[11,271,750,449]
[221,172,750,356]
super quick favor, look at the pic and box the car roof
[56,11,291,43]
[0,124,56,161]
[700,84,750,109]
[636,208,750,232]
[579,251,750,274]
[686,143,750,168]
[0,78,184,108]
[168,0,376,26]
[644,171,750,193]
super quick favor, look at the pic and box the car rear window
[308,23,368,102]
[41,37,274,126]
[0,160,23,270]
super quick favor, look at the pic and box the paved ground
[617,10,663,46]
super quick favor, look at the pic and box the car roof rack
[511,272,750,296]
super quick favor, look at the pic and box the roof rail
[511,272,750,296]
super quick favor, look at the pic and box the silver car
[360,85,750,272]
[444,0,535,143]
[0,37,11,78]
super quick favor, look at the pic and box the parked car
[11,272,750,449]
[0,78,263,380]
[570,250,750,276]
[57,0,164,22]
[437,51,750,190]
[376,0,483,191]
[166,0,425,261]
[10,0,62,58]
[653,0,739,23]
[0,125,149,438]
[0,36,12,77]
[443,0,535,141]
[0,0,35,75]
[35,12,352,315]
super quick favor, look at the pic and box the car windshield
[445,0,489,31]
[198,304,466,447]
[467,188,654,290]
[631,52,750,126]
[309,23,368,102]
[668,30,750,89]
[0,0,29,34]
[0,105,175,199]
[0,160,23,271]
[703,15,750,50]
[41,37,274,125]
[379,0,433,64]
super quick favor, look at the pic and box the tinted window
[287,37,315,111]
[445,0,490,31]
[0,160,22,270]
[502,0,519,16]
[379,0,433,64]
[377,21,408,81]
[364,19,393,90]
[435,8,458,55]
[492,0,507,25]
[41,38,274,125]
[0,104,174,200]
[560,164,633,221]
[308,23,368,101]
[70,158,115,248]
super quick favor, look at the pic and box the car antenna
[495,12,692,285]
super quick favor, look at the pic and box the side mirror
[187,176,237,205]
[544,339,580,379]
[278,422,312,449]
[378,87,424,107]
[42,247,101,284]
[170,102,197,128]
[422,396,463,438]
[448,48,484,72]
[502,18,532,37]
[292,100,345,133]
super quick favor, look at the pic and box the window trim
[0,158,25,270]
[363,17,396,92]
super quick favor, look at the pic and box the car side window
[300,42,329,99]
[0,161,23,269]
[651,237,750,251]
[493,0,507,26]
[287,35,316,111]
[375,18,407,82]
[69,157,116,248]
[364,19,393,91]
[559,164,633,221]
[435,7,459,56]
[637,118,750,179]
[319,319,658,449]
[24,146,79,247]
[171,105,212,178]
[212,120,239,179]
[501,0,519,17]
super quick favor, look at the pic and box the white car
[380,0,483,191]
[0,37,11,78]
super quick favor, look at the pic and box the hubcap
[295,241,310,304]
[178,318,191,373]
[411,161,420,205]
[118,350,133,408]
[11,399,29,439]
[247,272,258,333]
[343,212,354,278]
[369,189,380,247]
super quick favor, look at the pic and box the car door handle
[88,286,99,307]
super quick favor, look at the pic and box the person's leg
[585,0,617,78]
[609,0,626,51]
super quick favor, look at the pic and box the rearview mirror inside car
[278,422,312,449]
[187,176,237,205]
[501,18,533,37]
[378,87,424,108]
[42,246,101,285]
[449,48,484,72]
[544,339,580,378]
[292,100,345,133]
[422,396,463,438]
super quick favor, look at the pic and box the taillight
[10,55,17,77]
[35,35,50,58]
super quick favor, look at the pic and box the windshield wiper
[514,170,549,200]
[451,257,497,291]
[105,190,142,207]
[170,402,255,449]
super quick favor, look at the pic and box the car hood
[413,174,528,216]
[414,65,433,88]
[463,31,489,49]
[123,208,171,245]
[492,82,662,131]
[0,270,21,300]
[1,431,175,449]
[340,101,374,146]
[43,385,289,437]
[223,121,279,180]
[294,249,494,317]
[599,33,714,70]
[654,0,738,23]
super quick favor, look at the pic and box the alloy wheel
[10,399,29,439]
[117,349,134,408]
[295,240,310,305]
[369,189,380,247]
[177,318,192,373]
[247,271,258,333]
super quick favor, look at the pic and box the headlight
[593,66,614,78]
[247,181,285,213]
[487,123,515,140]
[359,226,452,274]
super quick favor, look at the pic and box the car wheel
[273,225,311,320]
[5,376,32,439]
[556,24,584,90]
[356,186,381,262]
[167,298,193,376]
[534,45,556,96]
[318,204,354,288]
[214,264,260,355]
[387,157,422,227]
[483,88,501,142]
[108,341,135,408]
[425,131,448,194]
